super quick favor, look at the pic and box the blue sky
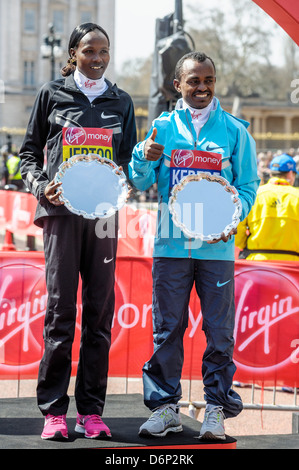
[115,0,175,69]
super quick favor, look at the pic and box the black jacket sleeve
[117,93,137,179]
[19,85,52,202]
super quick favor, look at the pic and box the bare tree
[185,0,277,97]
[283,36,299,81]
[116,56,152,95]
[116,0,296,101]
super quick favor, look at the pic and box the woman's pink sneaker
[75,413,112,439]
[41,414,68,440]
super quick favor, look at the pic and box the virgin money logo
[173,149,194,168]
[64,127,87,146]
[234,269,299,373]
[84,80,97,89]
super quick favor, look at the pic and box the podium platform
[0,393,236,450]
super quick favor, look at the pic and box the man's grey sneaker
[198,405,226,440]
[139,404,183,437]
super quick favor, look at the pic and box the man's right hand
[144,128,165,161]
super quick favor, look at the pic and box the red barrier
[0,190,42,239]
[0,191,156,256]
[0,251,298,388]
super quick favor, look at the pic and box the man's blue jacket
[129,98,260,261]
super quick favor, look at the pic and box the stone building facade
[0,0,115,147]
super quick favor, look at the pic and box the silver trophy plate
[168,172,242,241]
[54,154,128,219]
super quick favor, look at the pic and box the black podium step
[0,393,236,450]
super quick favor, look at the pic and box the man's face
[174,58,216,109]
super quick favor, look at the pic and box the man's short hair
[175,52,216,81]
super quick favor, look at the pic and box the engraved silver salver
[54,154,128,219]
[168,172,242,241]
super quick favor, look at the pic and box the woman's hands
[44,180,64,206]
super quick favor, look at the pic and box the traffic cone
[1,230,16,251]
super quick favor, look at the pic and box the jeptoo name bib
[62,127,113,162]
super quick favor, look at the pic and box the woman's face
[70,29,110,80]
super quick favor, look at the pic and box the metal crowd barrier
[180,383,299,417]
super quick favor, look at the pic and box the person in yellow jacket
[6,152,25,190]
[235,153,299,261]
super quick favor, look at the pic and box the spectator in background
[293,148,299,188]
[0,151,9,187]
[257,151,272,184]
[7,151,25,191]
[235,153,299,261]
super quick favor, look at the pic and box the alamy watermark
[0,80,4,104]
[95,201,204,249]
[290,78,299,104]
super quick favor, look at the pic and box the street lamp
[147,0,194,125]
[41,23,64,81]
[174,0,183,32]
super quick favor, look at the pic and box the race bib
[62,127,113,161]
[170,149,222,188]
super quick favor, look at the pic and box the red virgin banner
[0,251,298,387]
[233,262,299,385]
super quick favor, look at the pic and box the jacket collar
[175,97,220,123]
[174,97,221,142]
[175,96,251,131]
[268,176,291,186]
[64,73,120,99]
